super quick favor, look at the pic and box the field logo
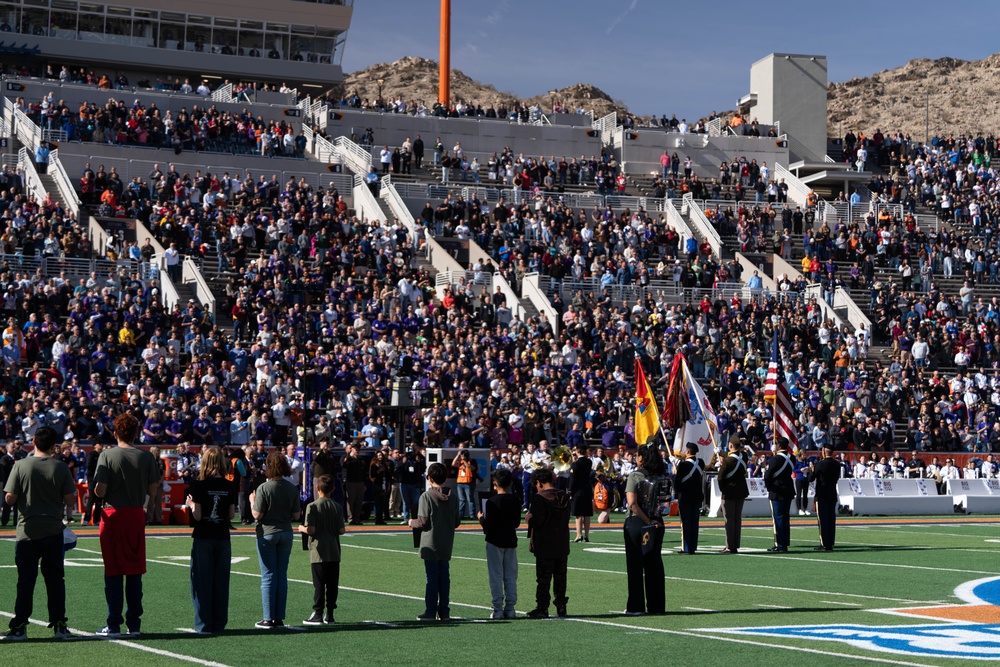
[708,576,1000,660]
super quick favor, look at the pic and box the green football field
[1,516,998,666]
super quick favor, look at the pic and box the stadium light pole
[439,0,450,107]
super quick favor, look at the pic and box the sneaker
[490,611,504,620]
[526,608,549,619]
[623,610,643,617]
[52,621,72,640]
[555,601,568,618]
[416,613,437,622]
[128,629,142,638]
[1,624,26,641]
[254,620,275,629]
[272,621,285,629]
[95,626,121,638]
[798,509,805,516]
[438,614,451,622]
[503,610,516,620]
[303,613,324,626]
[323,614,334,624]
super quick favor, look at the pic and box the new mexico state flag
[634,358,660,446]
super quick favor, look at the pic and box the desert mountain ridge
[339,54,1000,140]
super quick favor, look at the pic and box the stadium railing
[48,149,82,217]
[17,146,46,201]
[682,193,723,259]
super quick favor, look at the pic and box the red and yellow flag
[634,358,660,446]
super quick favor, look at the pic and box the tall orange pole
[439,0,450,107]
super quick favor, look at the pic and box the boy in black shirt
[478,468,520,620]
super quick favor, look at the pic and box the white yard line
[0,611,232,667]
[755,604,792,609]
[337,542,938,605]
[143,544,942,666]
[682,607,717,612]
[740,552,997,576]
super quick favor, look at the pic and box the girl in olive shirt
[250,451,301,629]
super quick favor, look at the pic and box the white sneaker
[798,510,805,516]
[95,627,121,638]
[805,510,812,516]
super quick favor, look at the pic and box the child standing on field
[297,474,346,625]
[478,468,520,619]
[409,462,460,621]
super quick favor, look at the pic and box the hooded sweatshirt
[527,487,570,559]
[412,485,460,561]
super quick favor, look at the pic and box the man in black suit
[763,438,795,552]
[718,439,749,554]
[674,443,704,555]
[809,446,841,551]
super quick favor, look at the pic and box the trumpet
[552,446,572,473]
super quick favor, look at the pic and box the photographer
[396,447,425,524]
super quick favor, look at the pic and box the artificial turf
[0,515,997,666]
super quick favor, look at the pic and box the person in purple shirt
[192,409,213,446]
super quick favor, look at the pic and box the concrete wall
[622,132,790,179]
[7,78,304,126]
[748,53,827,162]
[325,108,604,163]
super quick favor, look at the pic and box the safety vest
[457,461,473,484]
[593,481,610,511]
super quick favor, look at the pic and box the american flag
[763,329,799,452]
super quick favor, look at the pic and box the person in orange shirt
[441,288,455,310]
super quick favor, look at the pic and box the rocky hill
[338,56,625,118]
[827,54,1000,140]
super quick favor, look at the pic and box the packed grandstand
[0,59,998,531]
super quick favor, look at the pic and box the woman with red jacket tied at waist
[525,468,570,619]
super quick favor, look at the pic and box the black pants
[795,479,810,512]
[678,501,700,554]
[372,488,388,523]
[623,516,664,614]
[311,561,340,614]
[12,533,65,628]
[534,556,567,611]
[1,497,18,526]
[721,497,744,551]
[345,482,365,523]
[816,498,837,548]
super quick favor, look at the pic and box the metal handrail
[333,135,372,175]
[17,147,46,201]
[682,194,723,259]
[48,150,81,216]
[352,173,386,223]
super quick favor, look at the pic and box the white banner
[671,358,718,466]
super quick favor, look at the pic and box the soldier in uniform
[763,437,795,552]
[809,446,841,551]
[718,439,749,554]
[674,443,704,555]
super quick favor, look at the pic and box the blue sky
[343,0,1000,118]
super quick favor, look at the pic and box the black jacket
[674,457,704,505]
[809,457,841,503]
[527,488,570,559]
[764,451,796,500]
[718,453,749,500]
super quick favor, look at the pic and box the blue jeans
[485,543,518,613]
[401,483,421,521]
[423,559,450,617]
[191,538,231,633]
[456,483,474,519]
[105,574,143,632]
[257,531,293,621]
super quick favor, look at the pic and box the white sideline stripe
[821,601,861,606]
[572,618,941,667]
[145,549,942,666]
[337,543,935,605]
[363,620,402,628]
[0,611,232,667]
[755,604,792,609]
[741,552,998,576]
[682,607,716,612]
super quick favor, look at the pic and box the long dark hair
[638,445,666,476]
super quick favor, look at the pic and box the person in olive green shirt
[298,474,346,625]
[2,427,76,641]
[92,413,161,638]
[409,462,460,622]
[250,451,301,629]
